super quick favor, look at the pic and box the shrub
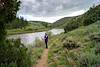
[64,21,79,33]
[95,48,100,55]
[89,33,100,42]
[63,38,80,50]
[0,39,32,67]
[25,28,33,31]
[95,43,100,55]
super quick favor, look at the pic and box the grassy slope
[52,17,73,28]
[52,15,83,28]
[7,21,51,35]
[48,21,100,67]
[52,5,100,29]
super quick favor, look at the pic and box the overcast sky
[17,0,100,23]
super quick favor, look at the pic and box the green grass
[31,38,47,67]
[48,21,100,67]
[7,23,50,35]
[32,48,43,67]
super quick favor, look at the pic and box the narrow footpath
[35,49,49,67]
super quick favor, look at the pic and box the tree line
[6,17,28,29]
[0,0,32,67]
[64,5,100,33]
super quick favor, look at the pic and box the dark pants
[45,41,48,48]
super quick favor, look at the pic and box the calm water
[8,29,64,46]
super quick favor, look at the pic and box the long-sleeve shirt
[44,35,48,42]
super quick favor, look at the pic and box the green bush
[89,33,100,42]
[25,28,33,31]
[0,39,32,67]
[64,21,79,33]
[63,38,80,50]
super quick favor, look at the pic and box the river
[8,29,64,46]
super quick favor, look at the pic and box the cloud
[17,0,100,22]
[67,10,86,16]
[19,10,86,23]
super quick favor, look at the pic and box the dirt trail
[35,49,49,67]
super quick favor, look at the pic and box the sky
[17,0,100,23]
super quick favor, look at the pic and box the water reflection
[8,29,64,46]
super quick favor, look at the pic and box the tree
[0,1,32,67]
[0,0,20,41]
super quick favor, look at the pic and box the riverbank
[6,21,52,35]
[7,28,49,35]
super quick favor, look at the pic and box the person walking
[44,33,48,48]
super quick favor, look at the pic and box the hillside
[52,5,100,29]
[48,21,100,67]
[52,17,73,28]
[48,4,100,67]
[29,21,51,28]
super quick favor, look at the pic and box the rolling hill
[52,5,100,29]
